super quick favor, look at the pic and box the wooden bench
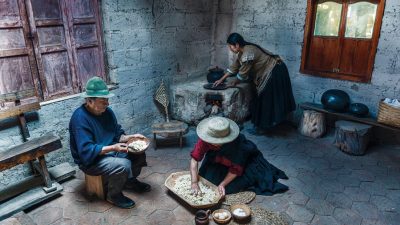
[299,102,400,132]
[0,90,65,219]
[0,133,62,192]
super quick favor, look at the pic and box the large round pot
[207,67,224,83]
[349,103,369,117]
[321,89,350,112]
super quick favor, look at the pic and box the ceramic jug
[195,209,211,225]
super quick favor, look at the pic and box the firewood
[334,120,372,155]
[299,110,326,138]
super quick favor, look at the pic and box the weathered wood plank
[299,102,400,132]
[0,163,75,202]
[0,48,28,58]
[0,89,36,103]
[0,133,61,172]
[0,182,63,220]
[0,21,21,28]
[72,18,96,24]
[0,102,40,120]
[0,176,42,203]
[48,162,76,182]
[35,19,63,27]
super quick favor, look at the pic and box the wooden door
[25,0,77,100]
[1,0,105,102]
[66,0,106,89]
[0,0,39,98]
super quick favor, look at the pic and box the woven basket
[377,100,400,128]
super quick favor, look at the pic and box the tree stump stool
[299,110,326,138]
[85,174,105,200]
[334,120,372,155]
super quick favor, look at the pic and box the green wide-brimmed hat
[196,116,239,144]
[81,76,115,98]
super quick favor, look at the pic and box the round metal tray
[203,83,229,90]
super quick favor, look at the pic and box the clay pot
[195,209,211,225]
[321,89,350,112]
[349,103,369,117]
[207,67,224,83]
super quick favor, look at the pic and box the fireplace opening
[204,93,224,117]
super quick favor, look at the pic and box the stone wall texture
[1,0,399,186]
[0,0,214,186]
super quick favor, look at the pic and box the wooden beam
[0,89,36,101]
[0,163,75,202]
[0,133,62,172]
[0,182,63,220]
[0,102,40,120]
[299,102,400,132]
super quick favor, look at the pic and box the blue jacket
[69,105,125,169]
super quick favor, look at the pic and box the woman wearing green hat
[189,116,288,197]
[69,76,151,209]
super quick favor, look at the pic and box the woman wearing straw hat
[190,116,288,196]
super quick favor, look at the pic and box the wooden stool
[334,120,372,155]
[85,174,105,200]
[299,110,326,138]
[152,120,188,149]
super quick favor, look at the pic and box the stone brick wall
[0,0,214,186]
[213,0,400,118]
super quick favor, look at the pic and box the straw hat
[81,76,115,98]
[196,116,240,144]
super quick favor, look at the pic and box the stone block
[171,78,253,124]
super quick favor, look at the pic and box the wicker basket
[377,100,400,128]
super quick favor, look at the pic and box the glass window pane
[314,1,343,37]
[345,2,377,38]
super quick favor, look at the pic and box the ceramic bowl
[230,204,251,220]
[127,136,150,154]
[212,209,231,224]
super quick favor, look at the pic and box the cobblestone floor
[6,123,400,225]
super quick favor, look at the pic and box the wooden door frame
[300,0,386,83]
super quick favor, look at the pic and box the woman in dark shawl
[190,116,288,196]
[214,33,296,135]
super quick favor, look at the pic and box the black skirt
[198,135,288,195]
[251,62,296,129]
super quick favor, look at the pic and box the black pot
[321,89,350,112]
[207,67,224,83]
[349,103,369,117]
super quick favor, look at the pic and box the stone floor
[3,122,400,225]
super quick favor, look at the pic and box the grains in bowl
[171,174,218,205]
[128,140,147,152]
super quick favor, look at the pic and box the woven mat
[217,206,289,225]
[222,191,256,205]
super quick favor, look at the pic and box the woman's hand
[213,78,224,87]
[218,184,226,197]
[191,182,202,196]
[112,143,128,153]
